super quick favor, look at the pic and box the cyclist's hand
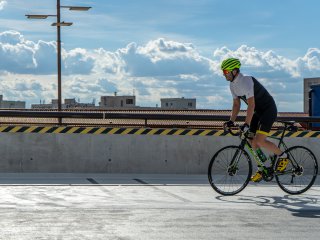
[240,123,250,134]
[224,120,234,128]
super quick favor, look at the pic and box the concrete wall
[0,132,319,173]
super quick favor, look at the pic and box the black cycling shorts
[249,103,277,136]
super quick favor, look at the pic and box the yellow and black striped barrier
[0,126,320,138]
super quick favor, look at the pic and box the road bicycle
[208,120,318,196]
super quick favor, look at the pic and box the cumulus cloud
[0,73,56,103]
[213,45,298,77]
[296,48,320,75]
[0,1,7,10]
[0,31,36,73]
[0,30,24,44]
[1,32,320,111]
[64,48,95,75]
[118,39,212,77]
[0,31,94,75]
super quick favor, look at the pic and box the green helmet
[221,58,241,71]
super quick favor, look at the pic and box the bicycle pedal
[251,171,263,182]
[277,158,289,172]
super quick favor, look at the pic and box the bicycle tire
[208,145,252,196]
[275,146,318,195]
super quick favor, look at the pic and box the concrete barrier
[0,126,319,173]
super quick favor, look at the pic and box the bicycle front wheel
[208,146,252,196]
[275,146,318,194]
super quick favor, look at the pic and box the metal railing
[0,110,319,130]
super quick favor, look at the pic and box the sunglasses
[223,69,231,75]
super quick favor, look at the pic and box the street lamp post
[26,0,91,113]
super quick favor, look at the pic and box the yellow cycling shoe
[251,171,263,182]
[277,158,289,172]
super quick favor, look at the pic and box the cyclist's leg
[248,112,259,149]
[250,106,277,182]
[255,130,289,172]
[254,104,281,155]
[255,133,281,155]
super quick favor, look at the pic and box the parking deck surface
[0,174,319,240]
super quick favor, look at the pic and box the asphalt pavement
[0,174,319,240]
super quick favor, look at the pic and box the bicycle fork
[228,140,246,176]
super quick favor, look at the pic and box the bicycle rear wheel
[275,146,318,194]
[208,146,252,196]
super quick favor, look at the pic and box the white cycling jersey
[230,73,254,100]
[229,72,275,110]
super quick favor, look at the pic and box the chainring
[262,167,274,182]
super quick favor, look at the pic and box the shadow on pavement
[216,194,320,218]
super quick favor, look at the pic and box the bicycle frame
[230,122,299,175]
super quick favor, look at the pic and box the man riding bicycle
[221,58,289,182]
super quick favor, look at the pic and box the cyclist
[221,58,289,182]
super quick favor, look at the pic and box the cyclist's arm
[245,96,255,125]
[230,98,241,122]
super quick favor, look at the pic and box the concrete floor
[0,174,319,240]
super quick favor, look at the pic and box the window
[126,99,134,104]
[188,102,193,107]
[166,103,169,107]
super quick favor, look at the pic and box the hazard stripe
[114,128,126,134]
[180,129,190,135]
[302,131,315,138]
[26,126,41,133]
[134,128,147,135]
[3,126,15,132]
[17,126,29,133]
[147,128,160,135]
[284,131,294,137]
[47,127,58,133]
[120,128,134,135]
[186,129,198,136]
[0,125,320,138]
[93,128,107,135]
[173,129,186,136]
[311,132,320,138]
[128,129,139,135]
[160,129,171,135]
[60,127,73,133]
[207,130,219,136]
[101,128,113,134]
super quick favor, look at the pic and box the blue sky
[0,0,320,111]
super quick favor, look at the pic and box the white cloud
[0,31,35,73]
[0,31,94,75]
[1,32,320,111]
[0,1,7,10]
[296,48,320,74]
[0,30,23,44]
[0,73,56,103]
[114,38,213,77]
[64,48,95,75]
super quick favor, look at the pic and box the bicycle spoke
[276,146,318,195]
[208,146,252,196]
